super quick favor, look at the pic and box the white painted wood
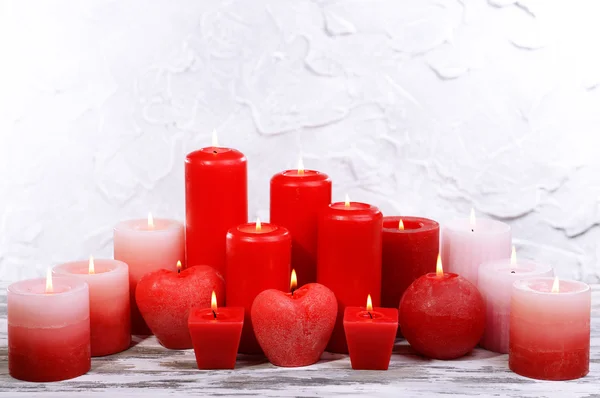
[0,282,598,397]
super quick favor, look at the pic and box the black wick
[213,150,218,154]
[178,268,181,275]
[511,271,515,274]
[368,312,373,319]
[471,229,474,232]
[291,288,296,297]
[212,310,217,319]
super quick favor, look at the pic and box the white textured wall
[1,0,600,283]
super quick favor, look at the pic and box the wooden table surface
[0,282,598,398]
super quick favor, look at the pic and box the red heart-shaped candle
[251,282,337,367]
[136,265,224,349]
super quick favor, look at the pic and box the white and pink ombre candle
[510,277,591,380]
[114,213,185,335]
[53,257,130,356]
[441,209,511,285]
[8,271,90,382]
[477,248,553,353]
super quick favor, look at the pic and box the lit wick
[211,291,218,319]
[290,269,297,297]
[177,260,182,275]
[366,294,373,319]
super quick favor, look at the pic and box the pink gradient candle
[8,274,91,382]
[114,214,185,335]
[53,258,130,356]
[510,277,591,380]
[477,252,553,353]
[441,211,511,286]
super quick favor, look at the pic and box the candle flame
[212,129,219,147]
[344,194,350,208]
[211,291,217,311]
[366,294,373,312]
[177,260,182,272]
[399,219,404,230]
[46,267,53,293]
[148,212,154,229]
[510,246,517,269]
[89,255,95,275]
[297,156,304,175]
[469,208,476,229]
[551,276,559,293]
[290,269,297,292]
[255,217,262,232]
[436,253,443,277]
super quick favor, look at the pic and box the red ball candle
[188,292,244,370]
[317,197,383,354]
[185,136,247,277]
[399,255,485,360]
[381,216,439,316]
[226,219,291,354]
[344,294,398,370]
[270,163,331,287]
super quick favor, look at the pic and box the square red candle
[188,293,244,370]
[343,295,398,371]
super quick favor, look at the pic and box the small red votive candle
[509,277,590,380]
[189,292,244,370]
[344,294,398,370]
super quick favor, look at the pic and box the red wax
[188,307,244,369]
[226,222,291,354]
[270,170,331,287]
[317,202,382,353]
[135,266,225,349]
[381,217,439,316]
[251,283,337,367]
[343,306,398,370]
[399,272,485,359]
[185,147,247,276]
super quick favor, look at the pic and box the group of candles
[7,134,591,383]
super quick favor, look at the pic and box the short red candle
[381,216,439,318]
[344,296,398,370]
[270,168,331,287]
[317,200,383,354]
[185,145,247,276]
[399,257,485,360]
[188,298,244,370]
[226,221,291,354]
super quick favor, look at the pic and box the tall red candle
[317,199,382,354]
[270,166,331,287]
[226,220,291,354]
[381,217,439,320]
[185,142,247,277]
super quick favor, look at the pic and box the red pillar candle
[270,163,331,287]
[344,295,398,370]
[53,258,130,357]
[8,272,91,382]
[185,136,247,276]
[399,255,485,359]
[381,216,439,314]
[189,292,244,370]
[226,219,291,354]
[317,197,383,354]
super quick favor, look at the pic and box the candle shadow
[234,354,269,369]
[392,344,504,362]
[129,334,152,348]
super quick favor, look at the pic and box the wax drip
[212,310,217,319]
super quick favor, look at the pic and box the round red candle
[344,295,398,370]
[317,199,383,354]
[185,142,247,277]
[8,274,91,382]
[188,293,244,370]
[270,167,331,287]
[53,258,130,356]
[399,256,485,359]
[381,216,439,319]
[226,220,291,354]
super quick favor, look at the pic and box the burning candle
[381,216,439,322]
[226,218,291,354]
[114,213,185,334]
[8,271,91,382]
[186,131,248,277]
[53,257,130,356]
[509,277,591,380]
[343,294,398,370]
[188,291,244,370]
[477,247,553,353]
[270,157,332,287]
[441,209,511,285]
[317,195,383,354]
